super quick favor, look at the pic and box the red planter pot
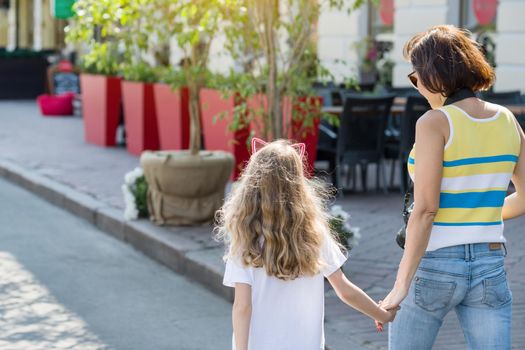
[153,84,190,150]
[200,88,251,180]
[288,96,322,176]
[80,74,121,146]
[122,81,160,156]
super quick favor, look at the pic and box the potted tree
[140,0,234,226]
[116,1,163,155]
[217,0,364,174]
[105,0,191,153]
[66,0,124,147]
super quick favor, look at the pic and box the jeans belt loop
[464,244,469,262]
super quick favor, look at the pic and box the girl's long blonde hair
[215,139,341,280]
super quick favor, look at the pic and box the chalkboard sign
[53,72,80,95]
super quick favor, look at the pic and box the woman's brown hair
[215,140,342,280]
[403,25,495,96]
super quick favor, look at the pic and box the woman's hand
[381,286,409,310]
[374,286,409,331]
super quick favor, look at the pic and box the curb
[0,159,234,303]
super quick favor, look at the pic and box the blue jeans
[389,243,512,350]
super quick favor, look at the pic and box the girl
[216,139,397,350]
[380,25,525,349]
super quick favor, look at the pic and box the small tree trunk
[264,0,281,140]
[267,53,281,140]
[188,83,201,155]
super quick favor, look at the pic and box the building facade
[317,0,525,91]
[0,0,67,51]
[0,0,523,92]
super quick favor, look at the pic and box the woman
[380,25,525,349]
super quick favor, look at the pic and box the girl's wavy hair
[215,139,343,280]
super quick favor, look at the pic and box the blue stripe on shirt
[439,191,507,209]
[408,155,518,167]
[433,221,502,226]
[443,155,518,167]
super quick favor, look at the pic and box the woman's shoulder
[416,109,449,130]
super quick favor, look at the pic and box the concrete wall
[391,0,449,87]
[494,0,525,92]
[42,0,57,50]
[317,6,366,82]
[0,10,7,47]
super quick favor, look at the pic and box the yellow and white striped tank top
[408,104,521,251]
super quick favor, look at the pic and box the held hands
[374,303,400,332]
[374,286,408,332]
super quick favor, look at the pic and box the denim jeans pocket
[482,271,512,308]
[414,277,456,312]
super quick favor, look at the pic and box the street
[0,177,231,350]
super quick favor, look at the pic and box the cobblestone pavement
[1,101,524,349]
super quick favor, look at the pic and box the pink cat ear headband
[251,137,306,158]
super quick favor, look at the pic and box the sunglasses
[408,71,418,89]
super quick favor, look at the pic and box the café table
[322,99,525,116]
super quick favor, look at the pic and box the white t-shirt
[223,233,347,350]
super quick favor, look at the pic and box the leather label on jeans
[489,243,502,250]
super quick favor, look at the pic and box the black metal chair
[385,87,423,131]
[479,90,522,105]
[397,96,430,192]
[385,86,421,98]
[335,94,395,194]
[316,120,338,184]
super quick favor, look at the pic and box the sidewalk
[1,101,524,349]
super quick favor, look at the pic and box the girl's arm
[233,283,252,350]
[502,118,525,220]
[381,111,445,310]
[327,269,398,323]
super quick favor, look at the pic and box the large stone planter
[141,150,234,225]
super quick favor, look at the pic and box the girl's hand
[374,286,408,331]
[380,306,400,323]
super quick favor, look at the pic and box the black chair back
[399,96,430,158]
[315,88,334,106]
[314,84,343,107]
[337,94,395,160]
[480,90,522,105]
[386,86,422,98]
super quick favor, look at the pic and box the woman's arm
[327,269,398,323]
[381,110,445,309]
[502,118,525,220]
[233,283,252,350]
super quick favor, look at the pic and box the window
[460,0,498,32]
[370,0,394,37]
